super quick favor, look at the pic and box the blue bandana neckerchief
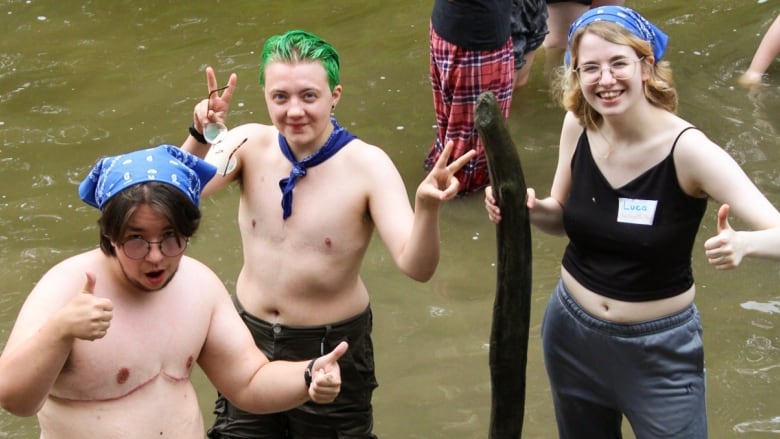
[278,117,355,219]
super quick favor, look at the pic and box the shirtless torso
[205,123,402,326]
[29,250,217,438]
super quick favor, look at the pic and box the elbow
[0,395,42,418]
[409,273,434,283]
[406,266,436,283]
[0,382,44,417]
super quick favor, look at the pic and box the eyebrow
[580,55,635,63]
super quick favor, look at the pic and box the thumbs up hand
[57,273,114,341]
[704,204,743,270]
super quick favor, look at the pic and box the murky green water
[0,1,778,437]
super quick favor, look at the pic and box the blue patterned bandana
[79,145,217,210]
[278,117,355,220]
[565,6,669,67]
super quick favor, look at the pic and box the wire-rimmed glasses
[119,234,188,260]
[575,57,645,85]
[203,85,229,144]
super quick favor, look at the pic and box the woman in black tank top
[485,6,780,439]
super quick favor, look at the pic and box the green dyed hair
[259,30,340,92]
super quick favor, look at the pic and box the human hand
[704,204,743,270]
[192,66,238,134]
[307,341,348,404]
[485,186,536,224]
[418,140,477,202]
[737,70,764,88]
[58,273,114,341]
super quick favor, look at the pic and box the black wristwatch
[304,359,316,389]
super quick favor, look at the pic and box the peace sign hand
[417,140,477,202]
[192,66,238,134]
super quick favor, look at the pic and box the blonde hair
[551,21,677,130]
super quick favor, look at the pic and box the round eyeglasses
[203,85,230,144]
[119,234,188,260]
[575,57,645,85]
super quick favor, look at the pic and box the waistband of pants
[555,279,697,337]
[232,294,371,338]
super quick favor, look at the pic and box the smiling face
[263,60,342,156]
[575,32,649,119]
[112,203,183,292]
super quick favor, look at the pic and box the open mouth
[146,270,165,283]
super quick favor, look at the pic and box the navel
[324,237,332,247]
[185,355,194,370]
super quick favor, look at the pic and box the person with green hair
[183,29,474,438]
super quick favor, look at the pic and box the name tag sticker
[616,198,657,225]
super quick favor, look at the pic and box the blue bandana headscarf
[564,6,669,67]
[79,145,217,210]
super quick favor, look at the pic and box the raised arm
[183,67,237,156]
[368,140,475,282]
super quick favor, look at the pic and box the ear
[331,85,341,104]
[331,84,342,104]
[641,56,655,81]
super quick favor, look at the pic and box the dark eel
[474,91,532,439]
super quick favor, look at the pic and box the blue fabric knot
[278,117,356,219]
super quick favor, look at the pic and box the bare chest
[52,300,209,402]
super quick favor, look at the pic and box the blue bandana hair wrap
[564,6,669,67]
[79,145,217,210]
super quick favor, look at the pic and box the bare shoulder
[671,122,743,197]
[32,250,105,299]
[230,122,278,150]
[341,138,398,175]
[671,124,728,163]
[175,256,229,297]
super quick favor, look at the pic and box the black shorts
[207,296,379,439]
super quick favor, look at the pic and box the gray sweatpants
[542,280,708,439]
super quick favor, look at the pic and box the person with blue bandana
[485,6,780,438]
[0,145,347,438]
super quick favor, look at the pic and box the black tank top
[562,127,708,302]
[431,0,512,51]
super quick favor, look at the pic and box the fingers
[435,139,456,167]
[432,139,476,174]
[446,149,477,174]
[526,187,536,209]
[716,203,731,234]
[704,205,738,270]
[308,341,347,403]
[484,186,495,203]
[200,67,238,127]
[205,66,218,96]
[82,272,96,294]
[324,341,348,363]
